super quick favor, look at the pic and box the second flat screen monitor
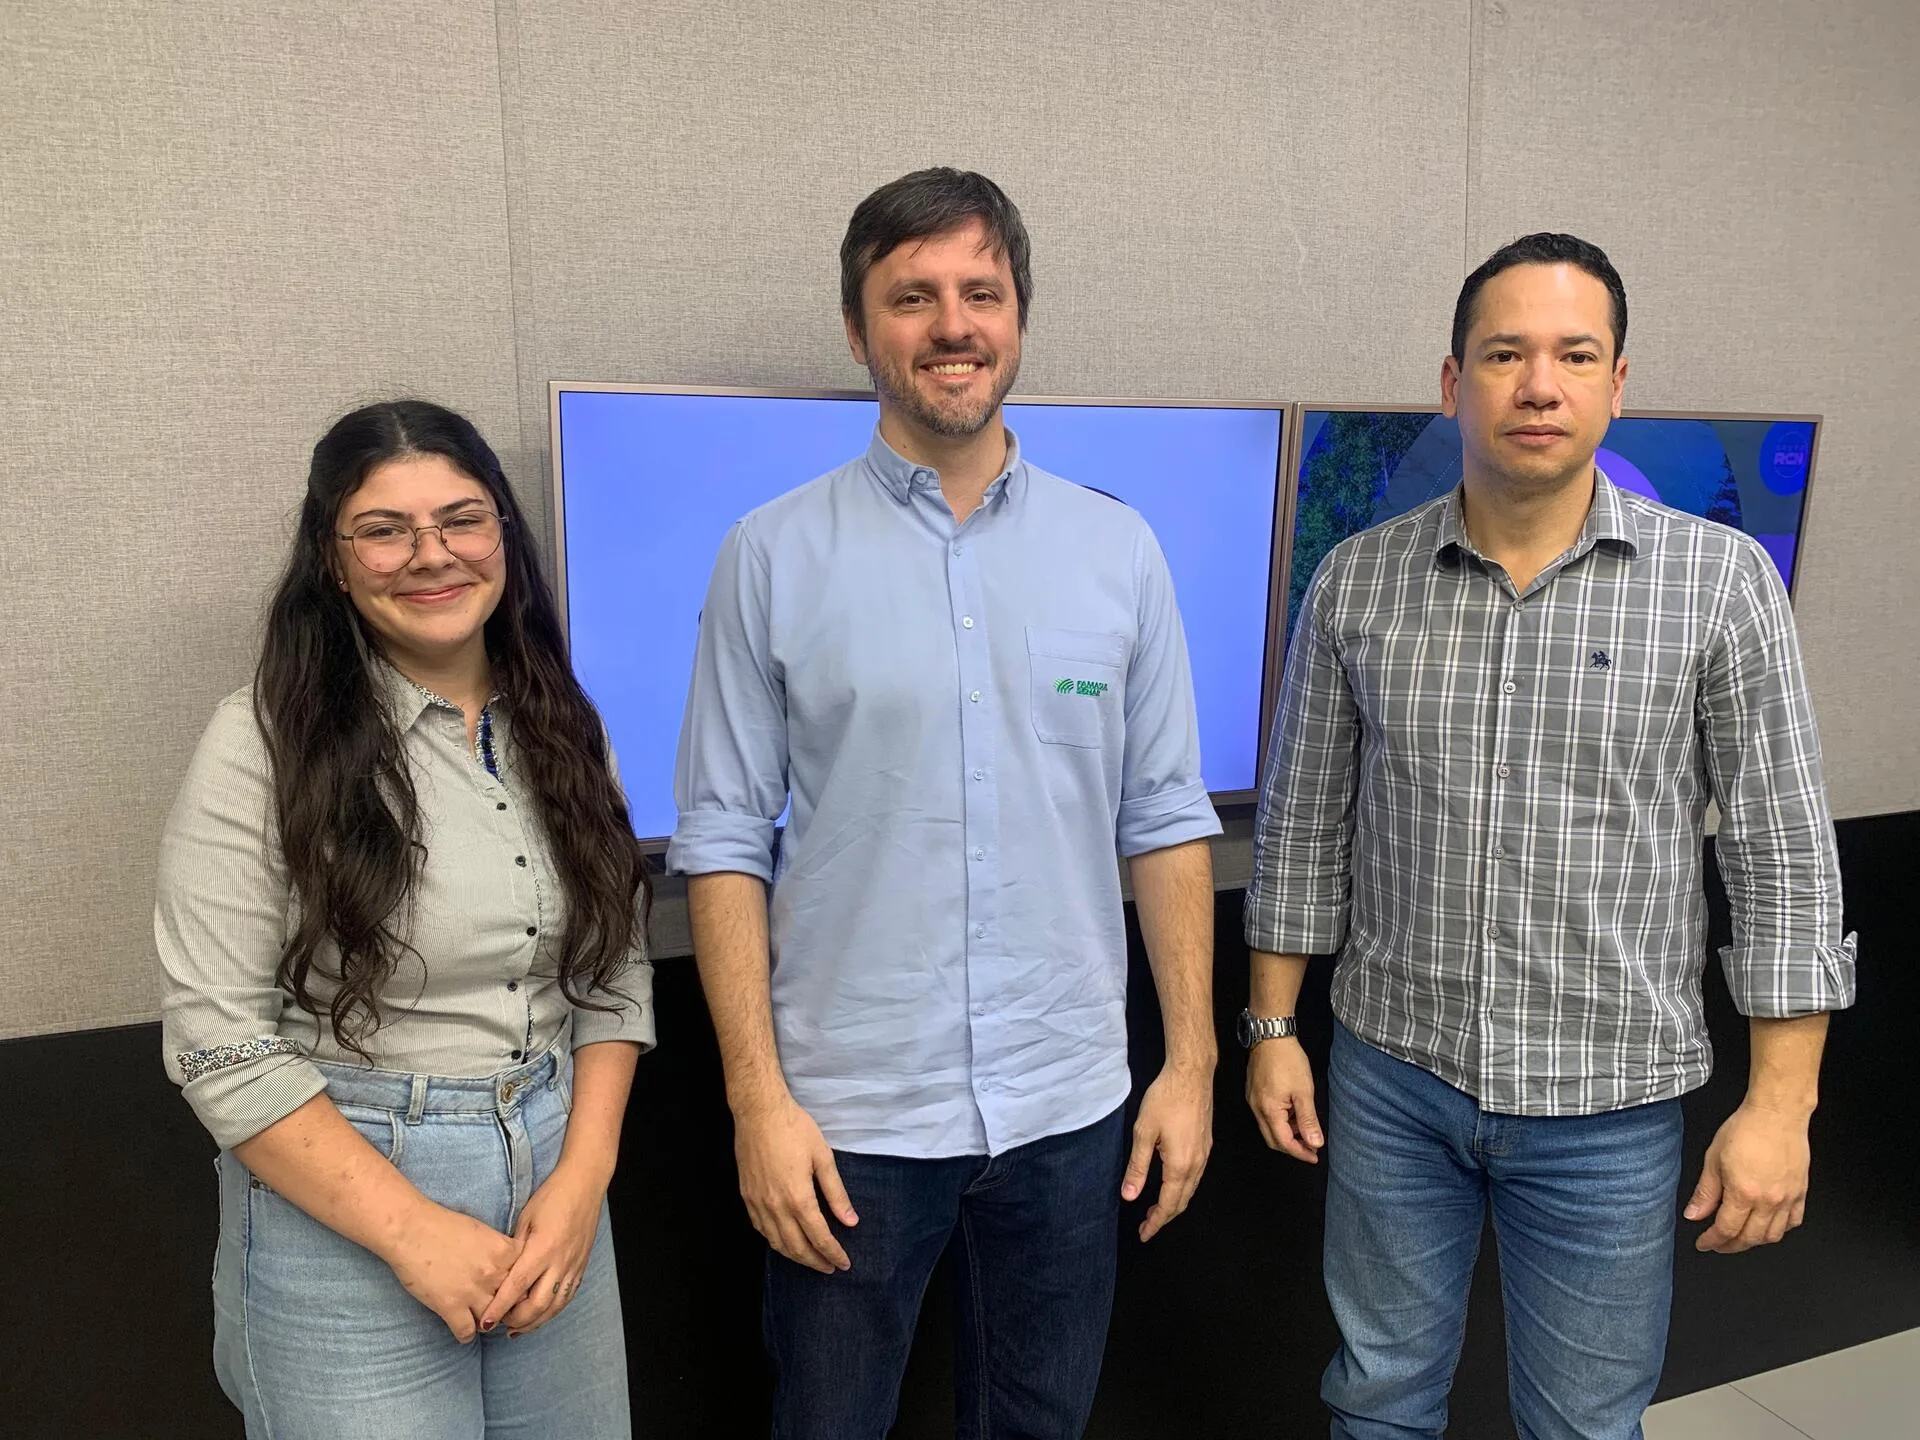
[1284,407,1820,646]
[556,387,1288,842]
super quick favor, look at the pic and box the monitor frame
[547,381,1297,835]
[1276,402,1825,644]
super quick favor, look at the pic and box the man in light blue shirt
[669,168,1222,1439]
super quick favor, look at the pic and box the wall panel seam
[1463,0,1481,278]
[492,0,544,551]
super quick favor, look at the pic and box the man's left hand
[1684,1103,1813,1254]
[1123,1063,1214,1242]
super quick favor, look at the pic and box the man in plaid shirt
[1242,233,1856,1440]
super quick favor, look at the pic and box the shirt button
[972,769,984,781]
[510,1049,523,1060]
[515,855,528,866]
[969,689,981,703]
[973,847,985,860]
[975,925,987,939]
[953,546,963,556]
[496,802,507,811]
[978,1078,993,1091]
[973,1004,987,1016]
[506,980,519,992]
[1492,845,1505,858]
[962,616,974,629]
[525,926,537,937]
[1502,681,1517,694]
[1495,764,1511,779]
[1485,923,1500,940]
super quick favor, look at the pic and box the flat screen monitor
[553,385,1290,843]
[1281,407,1821,646]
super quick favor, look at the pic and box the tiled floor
[1644,1328,1920,1439]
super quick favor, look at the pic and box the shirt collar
[1585,465,1642,555]
[1433,464,1642,563]
[373,657,500,732]
[862,424,1025,508]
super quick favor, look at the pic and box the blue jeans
[1322,1023,1683,1440]
[211,1044,631,1439]
[765,1105,1127,1440]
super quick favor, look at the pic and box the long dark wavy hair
[255,400,650,1053]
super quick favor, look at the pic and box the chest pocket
[1027,626,1127,747]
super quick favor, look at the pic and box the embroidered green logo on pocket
[1054,677,1110,697]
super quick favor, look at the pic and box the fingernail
[480,1321,495,1332]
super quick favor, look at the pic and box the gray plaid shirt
[1246,471,1856,1115]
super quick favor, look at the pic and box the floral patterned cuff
[177,1036,306,1082]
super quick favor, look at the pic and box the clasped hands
[385,1160,608,1343]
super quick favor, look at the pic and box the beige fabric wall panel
[0,3,522,1039]
[495,0,1471,529]
[1466,0,1920,819]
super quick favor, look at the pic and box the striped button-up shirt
[158,667,655,1149]
[1245,471,1856,1115]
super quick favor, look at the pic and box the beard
[867,341,1021,438]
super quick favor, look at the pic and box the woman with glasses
[157,400,650,1438]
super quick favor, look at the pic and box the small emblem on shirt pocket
[1028,626,1126,747]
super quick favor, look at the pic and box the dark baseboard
[5,810,1915,1438]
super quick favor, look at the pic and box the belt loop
[406,1072,428,1125]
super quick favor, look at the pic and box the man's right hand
[733,1092,859,1273]
[382,1200,525,1342]
[1246,1036,1325,1164]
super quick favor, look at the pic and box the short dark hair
[840,168,1033,339]
[1452,232,1627,362]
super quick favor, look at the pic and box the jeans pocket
[251,1104,403,1195]
[334,1102,406,1166]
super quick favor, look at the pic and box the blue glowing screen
[557,390,1286,839]
[1284,411,1816,645]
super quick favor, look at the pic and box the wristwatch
[1237,1008,1298,1048]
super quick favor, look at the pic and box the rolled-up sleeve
[1244,557,1362,955]
[667,520,789,879]
[1698,541,1857,1016]
[1115,525,1222,856]
[571,946,657,1051]
[156,694,327,1149]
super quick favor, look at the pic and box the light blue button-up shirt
[668,428,1221,1158]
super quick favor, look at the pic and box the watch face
[1235,1010,1255,1048]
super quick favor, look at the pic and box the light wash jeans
[1322,1022,1683,1440]
[211,1043,631,1439]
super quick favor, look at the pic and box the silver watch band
[1238,1009,1299,1047]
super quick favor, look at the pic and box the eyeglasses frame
[333,510,509,575]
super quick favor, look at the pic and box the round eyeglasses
[336,511,507,575]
